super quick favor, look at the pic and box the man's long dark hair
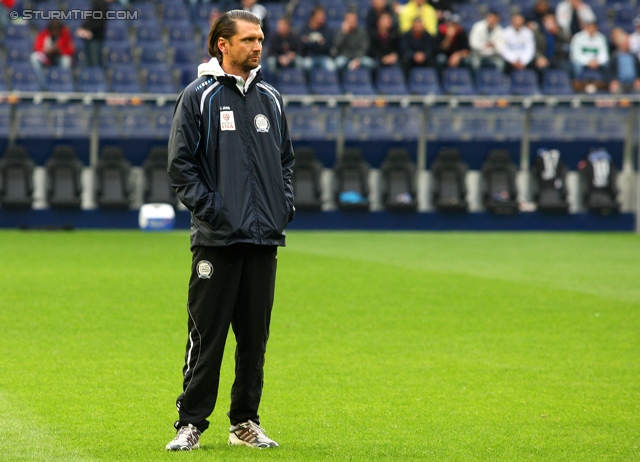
[208,10,261,62]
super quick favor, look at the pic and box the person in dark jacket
[300,5,336,71]
[166,9,294,452]
[400,17,436,75]
[608,30,640,93]
[368,11,400,68]
[75,0,109,67]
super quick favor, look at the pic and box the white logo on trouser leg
[196,260,213,279]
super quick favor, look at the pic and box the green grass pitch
[0,230,639,461]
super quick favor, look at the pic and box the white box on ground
[139,203,175,231]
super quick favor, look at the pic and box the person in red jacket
[30,19,75,87]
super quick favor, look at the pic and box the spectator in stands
[501,13,535,74]
[300,5,336,72]
[629,16,640,61]
[332,10,376,72]
[608,31,640,93]
[570,19,609,88]
[267,17,302,75]
[239,0,269,39]
[556,0,596,37]
[434,12,470,70]
[76,0,109,67]
[398,0,438,37]
[400,17,435,75]
[525,0,553,29]
[469,10,505,72]
[30,19,75,88]
[532,13,571,73]
[366,0,396,38]
[368,11,401,69]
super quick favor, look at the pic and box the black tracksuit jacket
[168,69,295,248]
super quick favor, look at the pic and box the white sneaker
[228,420,279,448]
[165,424,201,451]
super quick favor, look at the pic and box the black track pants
[175,243,277,433]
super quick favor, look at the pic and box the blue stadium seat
[11,63,41,91]
[408,67,442,95]
[376,66,409,95]
[167,22,196,46]
[135,23,162,43]
[149,105,175,138]
[443,68,475,95]
[139,42,169,65]
[131,2,158,24]
[344,107,393,140]
[476,69,510,95]
[542,69,573,95]
[309,69,342,95]
[3,24,31,47]
[389,106,422,139]
[104,21,131,45]
[0,104,12,138]
[163,3,189,22]
[77,66,107,93]
[16,104,53,138]
[173,47,199,87]
[276,68,310,95]
[120,106,153,138]
[286,106,328,139]
[343,68,376,95]
[145,68,177,93]
[6,41,32,64]
[614,4,638,31]
[46,68,75,92]
[50,103,93,138]
[110,64,142,93]
[509,69,540,95]
[192,4,214,30]
[105,42,134,67]
[97,106,122,138]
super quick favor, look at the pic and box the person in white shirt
[629,16,640,61]
[501,13,536,73]
[469,10,506,71]
[569,20,609,80]
[556,0,596,37]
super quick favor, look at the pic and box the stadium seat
[333,148,370,211]
[142,146,178,206]
[6,41,32,64]
[379,148,417,211]
[481,149,519,214]
[105,42,134,67]
[11,63,41,92]
[131,2,158,24]
[167,22,196,46]
[173,45,199,87]
[97,106,122,139]
[531,148,569,213]
[0,105,11,139]
[614,4,638,31]
[579,148,620,215]
[509,69,540,95]
[16,104,53,138]
[443,68,475,95]
[0,145,35,209]
[476,69,510,95]
[376,66,409,95]
[150,105,175,139]
[430,148,468,213]
[344,107,393,141]
[408,67,442,95]
[145,68,177,93]
[95,146,132,210]
[291,146,323,211]
[3,24,31,47]
[45,144,84,209]
[119,106,153,137]
[139,43,169,65]
[135,23,162,44]
[542,69,573,95]
[277,68,310,95]
[50,104,93,138]
[110,64,142,93]
[77,66,107,93]
[309,69,342,95]
[191,4,214,30]
[343,68,376,95]
[46,68,75,92]
[104,21,130,45]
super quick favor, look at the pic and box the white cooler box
[139,203,176,231]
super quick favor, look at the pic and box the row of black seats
[293,146,620,215]
[0,145,177,210]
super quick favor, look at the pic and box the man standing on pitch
[166,10,295,451]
